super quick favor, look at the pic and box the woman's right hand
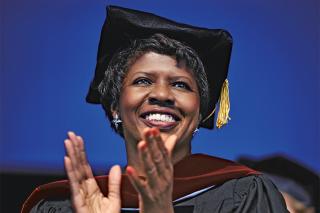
[64,131,121,213]
[126,128,177,213]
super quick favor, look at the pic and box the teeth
[145,113,175,122]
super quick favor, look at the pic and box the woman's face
[119,52,201,147]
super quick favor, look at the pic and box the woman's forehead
[126,52,195,79]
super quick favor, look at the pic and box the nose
[148,83,175,107]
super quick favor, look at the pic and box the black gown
[23,154,289,213]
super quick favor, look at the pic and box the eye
[172,81,192,91]
[133,78,152,86]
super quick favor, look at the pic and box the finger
[65,138,83,184]
[138,141,158,188]
[153,129,167,155]
[64,156,80,194]
[65,140,101,210]
[64,139,79,175]
[65,133,79,167]
[144,128,166,172]
[108,165,122,203]
[67,132,81,166]
[126,166,149,198]
[64,156,86,207]
[76,135,94,179]
[68,132,86,181]
[152,129,173,170]
[65,133,89,198]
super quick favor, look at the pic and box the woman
[22,6,288,213]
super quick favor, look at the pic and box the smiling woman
[22,5,289,213]
[119,52,201,166]
[99,34,206,167]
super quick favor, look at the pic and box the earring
[112,114,122,130]
[193,128,199,136]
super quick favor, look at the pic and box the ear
[111,104,119,118]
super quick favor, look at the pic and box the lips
[140,110,181,130]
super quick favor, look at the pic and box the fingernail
[145,130,153,138]
[138,142,147,151]
[152,128,159,136]
[126,166,134,175]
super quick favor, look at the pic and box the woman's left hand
[64,132,122,213]
[126,128,177,213]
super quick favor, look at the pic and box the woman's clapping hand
[64,129,177,213]
[126,128,177,213]
[64,132,121,213]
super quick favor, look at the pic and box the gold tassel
[216,79,231,128]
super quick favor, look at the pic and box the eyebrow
[131,71,194,78]
[132,71,194,82]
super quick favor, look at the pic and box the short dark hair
[98,33,209,135]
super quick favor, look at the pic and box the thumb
[108,165,122,202]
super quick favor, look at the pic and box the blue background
[1,0,319,174]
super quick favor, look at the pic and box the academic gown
[22,154,288,213]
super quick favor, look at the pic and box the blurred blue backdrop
[1,0,319,174]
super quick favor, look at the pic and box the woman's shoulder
[223,174,288,212]
[176,174,288,212]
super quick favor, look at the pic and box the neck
[124,137,191,176]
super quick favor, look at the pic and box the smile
[145,113,175,122]
[140,111,181,130]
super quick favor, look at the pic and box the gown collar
[21,154,259,212]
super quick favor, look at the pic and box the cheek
[119,87,147,115]
[119,88,147,140]
[176,92,200,116]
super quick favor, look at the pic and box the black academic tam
[86,5,233,129]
